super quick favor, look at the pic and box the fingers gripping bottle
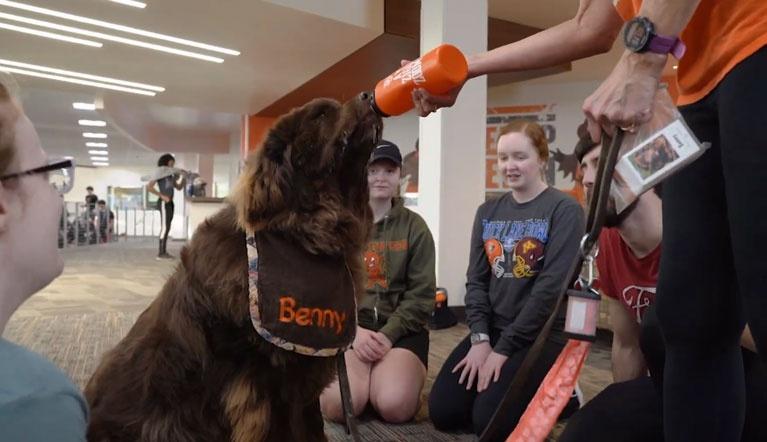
[372,44,468,117]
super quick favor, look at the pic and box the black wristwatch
[623,16,686,59]
[470,333,490,345]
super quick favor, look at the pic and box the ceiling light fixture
[73,102,97,110]
[78,119,106,127]
[673,65,678,70]
[0,58,163,92]
[92,161,109,166]
[90,156,109,161]
[0,12,224,63]
[0,20,102,46]
[108,0,146,8]
[86,142,108,147]
[0,0,240,56]
[88,149,109,155]
[83,132,108,139]
[0,65,157,96]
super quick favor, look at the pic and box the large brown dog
[84,93,383,442]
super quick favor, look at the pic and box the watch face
[624,17,652,52]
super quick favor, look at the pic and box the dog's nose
[358,91,372,103]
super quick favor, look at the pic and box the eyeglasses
[0,158,75,194]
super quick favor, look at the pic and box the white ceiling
[3,0,654,169]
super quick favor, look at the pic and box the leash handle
[479,130,624,442]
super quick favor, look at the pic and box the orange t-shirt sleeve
[614,0,639,21]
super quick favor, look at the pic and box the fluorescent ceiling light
[88,149,109,155]
[0,58,163,92]
[78,119,106,127]
[86,142,108,147]
[0,65,157,96]
[92,162,109,166]
[73,102,96,110]
[108,0,146,8]
[90,156,109,161]
[0,12,224,63]
[0,20,102,47]
[83,132,108,139]
[0,0,239,56]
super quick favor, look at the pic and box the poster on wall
[486,105,585,206]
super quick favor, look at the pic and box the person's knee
[320,384,367,423]
[372,389,420,423]
[428,387,459,431]
[319,389,345,423]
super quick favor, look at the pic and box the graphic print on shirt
[484,238,506,278]
[512,237,545,278]
[482,218,549,279]
[364,249,388,289]
[621,285,656,323]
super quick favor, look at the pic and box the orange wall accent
[240,115,277,159]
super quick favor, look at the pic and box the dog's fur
[84,95,382,442]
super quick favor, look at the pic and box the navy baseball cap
[368,140,402,166]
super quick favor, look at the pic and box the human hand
[400,59,465,117]
[161,195,171,203]
[452,341,492,390]
[353,327,387,363]
[583,51,666,143]
[477,351,509,393]
[370,332,393,360]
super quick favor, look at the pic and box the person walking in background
[146,153,185,259]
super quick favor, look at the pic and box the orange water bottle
[372,44,469,117]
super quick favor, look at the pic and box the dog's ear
[231,130,294,232]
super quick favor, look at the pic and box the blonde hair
[0,72,20,176]
[496,120,549,162]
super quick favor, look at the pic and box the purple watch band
[648,34,686,59]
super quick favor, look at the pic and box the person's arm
[174,173,186,191]
[0,392,88,442]
[464,207,493,336]
[609,297,647,382]
[412,0,622,116]
[494,199,585,357]
[146,180,169,202]
[583,0,703,141]
[378,217,437,344]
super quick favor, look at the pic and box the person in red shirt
[556,134,766,442]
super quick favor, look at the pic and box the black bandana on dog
[246,229,357,356]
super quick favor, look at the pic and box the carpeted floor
[4,239,614,441]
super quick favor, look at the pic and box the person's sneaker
[157,253,175,260]
[558,382,584,421]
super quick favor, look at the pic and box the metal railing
[58,202,162,248]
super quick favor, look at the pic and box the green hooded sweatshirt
[358,198,436,343]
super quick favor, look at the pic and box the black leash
[337,353,362,441]
[479,130,625,442]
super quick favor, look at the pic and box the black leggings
[559,307,767,442]
[158,200,174,255]
[428,330,565,441]
[655,45,767,441]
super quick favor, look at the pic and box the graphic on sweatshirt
[482,218,549,278]
[512,237,545,278]
[484,238,506,278]
[364,249,388,289]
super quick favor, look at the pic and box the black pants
[158,200,174,255]
[655,45,767,441]
[559,307,767,442]
[428,329,566,441]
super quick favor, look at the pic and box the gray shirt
[0,338,88,441]
[465,188,585,356]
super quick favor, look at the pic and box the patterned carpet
[3,239,614,441]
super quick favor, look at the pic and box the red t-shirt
[595,228,660,323]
